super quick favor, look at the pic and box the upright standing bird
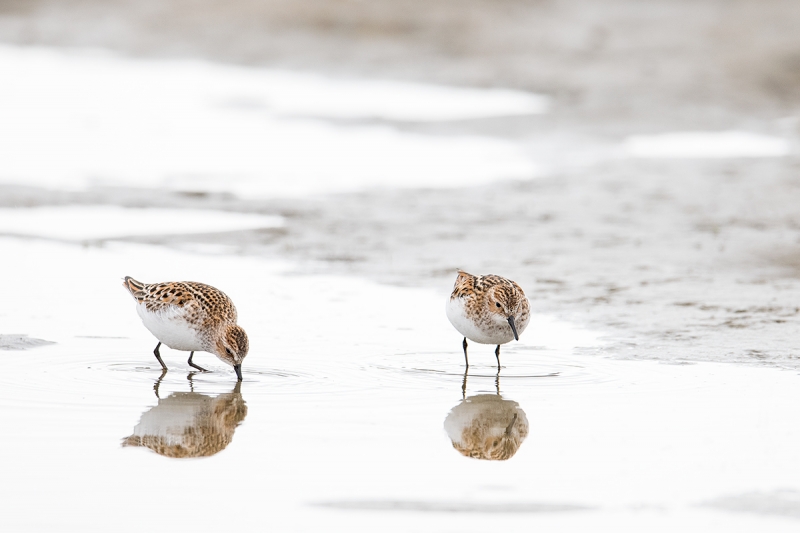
[123,277,249,380]
[445,270,530,368]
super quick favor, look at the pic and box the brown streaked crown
[220,325,249,364]
[451,271,526,305]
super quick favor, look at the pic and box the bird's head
[486,286,526,341]
[215,324,249,380]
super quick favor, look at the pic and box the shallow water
[2,237,800,531]
[0,206,283,241]
[0,45,541,197]
[622,131,791,158]
[3,45,793,204]
[2,42,800,531]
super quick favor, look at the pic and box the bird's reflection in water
[444,368,529,461]
[122,373,247,458]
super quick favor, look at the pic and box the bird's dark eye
[225,348,232,355]
[495,302,501,308]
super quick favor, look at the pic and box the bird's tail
[122,276,146,299]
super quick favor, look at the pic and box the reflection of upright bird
[444,393,529,461]
[446,270,530,367]
[122,277,249,380]
[122,382,247,458]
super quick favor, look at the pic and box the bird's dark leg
[495,365,501,396]
[187,351,209,372]
[495,344,501,369]
[462,337,469,367]
[461,366,469,399]
[153,342,167,371]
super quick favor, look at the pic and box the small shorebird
[123,277,249,380]
[445,270,530,368]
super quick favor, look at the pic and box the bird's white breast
[446,296,530,345]
[136,303,205,352]
[446,297,507,344]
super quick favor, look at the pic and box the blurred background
[2,0,800,365]
[4,0,800,124]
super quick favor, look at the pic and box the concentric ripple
[0,337,356,410]
[362,347,618,392]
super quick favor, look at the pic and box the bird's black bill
[507,316,519,341]
[234,364,243,381]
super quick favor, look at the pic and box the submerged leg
[153,342,167,371]
[187,351,209,372]
[462,337,469,367]
[495,344,501,369]
[461,366,469,399]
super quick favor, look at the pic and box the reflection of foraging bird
[123,277,249,381]
[445,270,530,368]
[122,382,247,458]
[444,393,529,461]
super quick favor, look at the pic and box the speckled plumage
[123,277,249,379]
[446,270,530,367]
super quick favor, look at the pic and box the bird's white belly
[137,304,204,352]
[446,298,515,345]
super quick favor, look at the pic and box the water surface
[1,238,799,532]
